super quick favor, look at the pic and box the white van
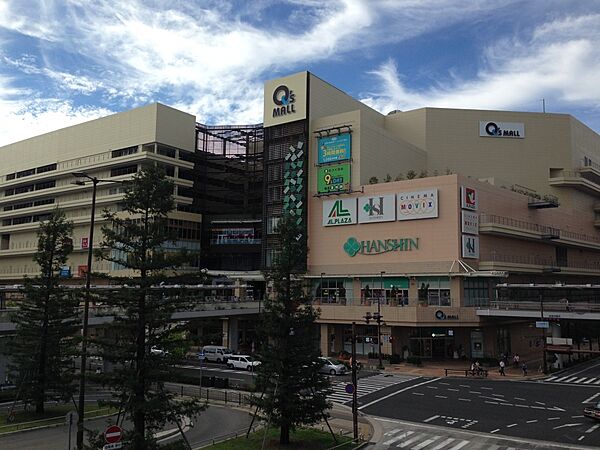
[227,355,261,371]
[202,345,233,363]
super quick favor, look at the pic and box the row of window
[5,163,57,181]
[2,213,53,226]
[111,146,138,158]
[4,198,55,211]
[5,180,56,196]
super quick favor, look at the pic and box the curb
[0,411,117,437]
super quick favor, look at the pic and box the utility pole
[540,293,548,374]
[351,322,358,441]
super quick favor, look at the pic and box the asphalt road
[544,357,600,385]
[0,403,252,450]
[361,376,600,447]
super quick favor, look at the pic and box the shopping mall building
[2,71,600,365]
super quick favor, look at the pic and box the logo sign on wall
[461,186,478,211]
[397,189,438,221]
[263,72,307,127]
[461,210,479,235]
[479,121,525,139]
[317,163,351,194]
[462,234,480,259]
[318,133,351,164]
[343,236,419,257]
[323,198,357,226]
[358,194,396,223]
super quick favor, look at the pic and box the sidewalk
[376,359,545,380]
[315,402,373,444]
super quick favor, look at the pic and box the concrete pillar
[320,324,329,356]
[229,317,239,352]
[222,318,229,348]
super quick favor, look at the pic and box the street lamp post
[320,272,325,303]
[72,172,123,450]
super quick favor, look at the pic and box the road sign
[102,443,123,450]
[104,425,122,444]
[198,352,206,361]
[536,321,550,329]
[345,383,355,394]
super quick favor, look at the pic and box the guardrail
[444,368,488,378]
[483,300,600,313]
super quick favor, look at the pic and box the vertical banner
[462,234,480,259]
[461,186,478,211]
[317,133,351,164]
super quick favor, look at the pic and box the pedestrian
[474,360,482,376]
[499,359,506,376]
[513,353,520,368]
[522,361,528,376]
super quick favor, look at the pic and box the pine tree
[92,166,203,450]
[8,210,78,414]
[253,214,331,445]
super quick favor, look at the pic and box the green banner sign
[317,163,351,194]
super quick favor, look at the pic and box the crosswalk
[382,427,517,449]
[328,374,416,404]
[544,375,600,385]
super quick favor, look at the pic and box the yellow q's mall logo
[272,85,296,118]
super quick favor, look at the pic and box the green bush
[406,356,422,366]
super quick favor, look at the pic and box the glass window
[110,165,138,177]
[111,146,138,158]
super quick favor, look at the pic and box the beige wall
[308,175,461,276]
[0,103,196,172]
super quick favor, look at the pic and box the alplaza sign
[479,121,525,139]
[322,198,357,226]
[343,236,419,257]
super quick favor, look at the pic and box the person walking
[522,361,528,376]
[499,359,506,376]
[513,353,520,368]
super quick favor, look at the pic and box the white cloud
[362,13,600,125]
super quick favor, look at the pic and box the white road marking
[546,376,557,381]
[535,401,546,405]
[398,433,427,448]
[564,376,579,382]
[584,378,596,384]
[547,417,561,420]
[514,404,529,408]
[447,440,469,450]
[383,428,402,437]
[430,438,455,450]
[491,393,504,397]
[469,391,481,394]
[481,387,492,390]
[426,386,438,389]
[574,377,589,383]
[553,376,570,382]
[595,379,600,385]
[459,384,470,388]
[458,398,471,402]
[383,430,414,445]
[506,423,517,428]
[435,395,448,399]
[586,424,600,433]
[412,392,425,396]
[582,392,600,404]
[490,429,500,433]
[526,419,538,423]
[411,436,440,449]
[561,360,600,378]
[423,415,440,423]
[578,435,585,441]
[485,401,498,405]
[553,423,582,429]
[447,388,459,392]
[531,406,545,410]
[359,377,441,410]
[439,382,449,386]
[572,415,584,418]
[514,397,526,401]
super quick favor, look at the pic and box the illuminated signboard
[317,163,351,194]
[317,133,351,164]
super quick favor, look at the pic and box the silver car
[319,357,347,375]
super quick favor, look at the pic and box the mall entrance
[409,328,456,359]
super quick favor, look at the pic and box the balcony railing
[480,252,600,272]
[480,213,560,237]
[482,300,600,313]
[312,296,456,307]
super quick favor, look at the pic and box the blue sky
[1,0,600,145]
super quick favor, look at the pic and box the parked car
[202,345,233,363]
[319,357,347,375]
[150,346,169,357]
[227,355,261,371]
[584,401,600,420]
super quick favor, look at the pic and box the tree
[406,170,417,179]
[394,173,404,181]
[383,173,392,182]
[92,166,203,450]
[253,214,331,445]
[368,176,379,184]
[8,210,78,414]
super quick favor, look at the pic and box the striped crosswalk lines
[328,374,416,404]
[380,426,521,449]
[545,375,600,385]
